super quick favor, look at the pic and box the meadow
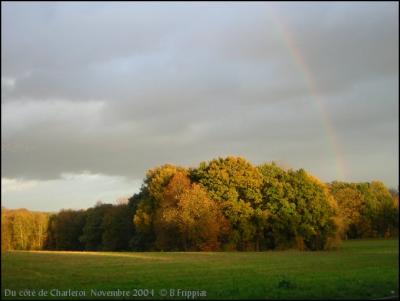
[1,239,398,300]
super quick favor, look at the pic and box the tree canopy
[2,156,398,252]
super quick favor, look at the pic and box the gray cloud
[2,2,398,195]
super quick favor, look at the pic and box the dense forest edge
[2,156,399,252]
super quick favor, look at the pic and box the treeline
[1,209,50,250]
[329,181,399,239]
[2,157,398,252]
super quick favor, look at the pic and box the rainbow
[267,8,348,181]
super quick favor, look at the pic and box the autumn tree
[132,164,187,250]
[176,183,226,250]
[3,156,394,252]
[1,209,50,251]
[153,171,191,250]
[31,212,49,250]
[330,181,398,238]
[153,172,226,251]
[329,182,364,238]
[1,209,12,251]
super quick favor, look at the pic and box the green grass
[1,239,398,300]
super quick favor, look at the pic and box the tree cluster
[2,156,398,252]
[329,181,399,239]
[44,203,135,251]
[1,208,50,251]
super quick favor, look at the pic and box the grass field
[1,239,398,300]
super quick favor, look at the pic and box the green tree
[370,181,399,237]
[191,156,263,206]
[101,204,135,251]
[259,164,340,250]
[47,210,86,251]
[131,189,156,250]
[191,156,263,250]
[79,204,113,251]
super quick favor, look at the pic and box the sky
[1,2,398,211]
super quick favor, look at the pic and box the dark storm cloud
[2,2,398,189]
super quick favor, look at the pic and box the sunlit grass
[14,251,173,261]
